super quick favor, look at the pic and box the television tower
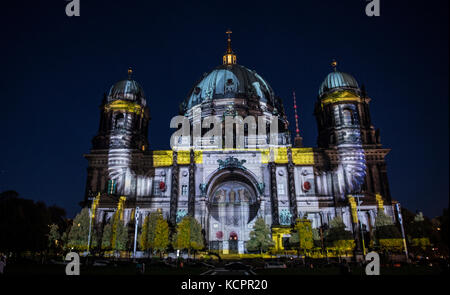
[293,91,303,147]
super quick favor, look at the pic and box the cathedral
[82,32,402,254]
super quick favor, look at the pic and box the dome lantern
[223,30,237,65]
[127,67,133,79]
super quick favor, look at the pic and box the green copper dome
[319,70,360,97]
[108,69,146,106]
[180,63,282,114]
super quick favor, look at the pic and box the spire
[331,59,337,72]
[223,29,237,65]
[226,29,233,54]
[292,91,303,147]
[127,67,133,80]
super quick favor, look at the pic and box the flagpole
[87,208,92,254]
[356,195,366,256]
[395,203,409,262]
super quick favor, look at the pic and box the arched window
[107,179,116,195]
[342,109,354,125]
[114,113,125,129]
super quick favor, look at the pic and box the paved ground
[3,260,446,276]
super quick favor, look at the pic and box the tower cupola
[223,30,237,65]
[107,68,146,107]
[319,60,360,98]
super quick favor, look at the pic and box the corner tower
[83,69,150,203]
[314,60,381,149]
[92,68,149,151]
[314,60,393,211]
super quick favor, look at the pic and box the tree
[172,217,191,251]
[374,210,402,254]
[289,218,313,259]
[101,214,128,251]
[172,216,204,258]
[189,217,204,256]
[436,208,449,257]
[374,210,401,238]
[67,208,98,251]
[329,215,347,229]
[324,216,353,243]
[139,215,150,251]
[48,224,60,250]
[324,216,354,261]
[410,212,432,255]
[153,216,169,257]
[139,211,159,254]
[247,217,274,255]
[61,231,69,249]
[101,223,112,250]
[0,191,53,254]
[312,228,321,248]
[375,209,395,227]
[48,205,68,234]
[115,220,128,251]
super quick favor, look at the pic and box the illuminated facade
[82,33,400,254]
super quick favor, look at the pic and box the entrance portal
[208,179,259,254]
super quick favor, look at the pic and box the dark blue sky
[1,0,448,218]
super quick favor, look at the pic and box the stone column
[188,149,196,216]
[269,162,279,226]
[287,147,298,222]
[169,152,179,226]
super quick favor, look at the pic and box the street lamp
[395,203,409,262]
[133,207,140,259]
[87,208,92,255]
[356,195,366,256]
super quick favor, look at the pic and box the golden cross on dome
[128,67,133,79]
[331,59,337,71]
[226,29,232,49]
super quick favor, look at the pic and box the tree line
[0,191,68,256]
[0,190,448,260]
[64,208,204,258]
[243,209,449,260]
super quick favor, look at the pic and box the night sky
[1,0,448,218]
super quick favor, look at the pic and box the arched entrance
[206,169,260,254]
[229,231,238,254]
